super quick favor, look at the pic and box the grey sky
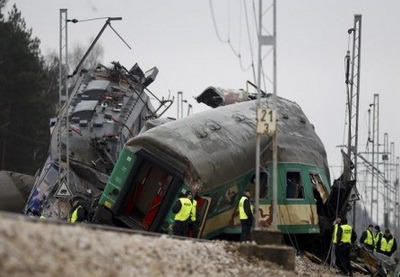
[5,1,400,191]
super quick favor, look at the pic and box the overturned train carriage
[95,95,340,243]
[24,62,162,218]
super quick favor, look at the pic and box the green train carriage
[95,95,336,241]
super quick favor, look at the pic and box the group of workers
[172,191,199,237]
[332,217,398,276]
[172,188,254,242]
[359,224,398,256]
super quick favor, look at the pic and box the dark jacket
[241,195,253,225]
[359,229,375,248]
[376,234,397,255]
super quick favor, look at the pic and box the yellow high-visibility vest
[69,206,82,223]
[190,199,197,221]
[332,224,339,244]
[363,230,374,246]
[380,237,395,252]
[175,198,192,221]
[239,196,252,220]
[340,224,353,243]
[375,232,383,247]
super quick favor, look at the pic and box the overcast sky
[5,1,400,202]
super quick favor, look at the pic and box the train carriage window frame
[309,172,328,204]
[249,172,269,200]
[112,149,184,231]
[285,171,305,200]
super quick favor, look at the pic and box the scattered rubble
[0,212,366,277]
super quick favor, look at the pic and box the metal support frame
[383,133,389,227]
[346,15,362,226]
[59,9,70,191]
[255,0,277,230]
[177,91,183,119]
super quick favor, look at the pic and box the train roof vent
[194,129,208,138]
[299,116,306,124]
[71,116,80,123]
[79,119,88,127]
[94,120,104,127]
[281,113,289,119]
[233,114,246,122]
[205,120,221,131]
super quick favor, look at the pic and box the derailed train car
[94,92,353,247]
[24,61,171,219]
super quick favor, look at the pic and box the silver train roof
[126,96,329,191]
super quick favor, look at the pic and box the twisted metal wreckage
[0,16,398,277]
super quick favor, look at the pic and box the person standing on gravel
[374,225,383,250]
[187,191,199,238]
[335,218,357,276]
[376,228,397,257]
[359,224,375,251]
[172,191,193,236]
[238,188,253,242]
[68,198,86,223]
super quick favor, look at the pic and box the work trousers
[240,220,252,242]
[173,220,189,237]
[336,243,352,276]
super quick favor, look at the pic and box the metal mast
[383,133,389,227]
[58,9,70,191]
[255,0,277,229]
[389,141,395,229]
[346,15,362,226]
[395,157,399,238]
[373,94,380,223]
[177,91,183,119]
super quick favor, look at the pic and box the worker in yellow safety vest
[187,191,199,238]
[334,218,357,276]
[359,224,375,251]
[332,217,342,244]
[68,198,86,223]
[374,225,383,249]
[238,188,253,242]
[172,191,193,237]
[376,229,397,257]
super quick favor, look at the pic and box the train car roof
[126,96,329,191]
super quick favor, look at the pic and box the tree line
[0,0,103,174]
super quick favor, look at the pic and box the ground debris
[0,212,365,277]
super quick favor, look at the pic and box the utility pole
[395,157,399,238]
[177,91,183,119]
[59,9,70,192]
[255,0,277,230]
[383,133,389,227]
[345,15,362,226]
[373,94,380,224]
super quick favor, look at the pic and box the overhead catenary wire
[209,0,256,76]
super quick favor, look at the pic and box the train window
[249,172,269,199]
[309,173,328,203]
[286,171,304,199]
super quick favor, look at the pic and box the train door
[118,156,182,231]
[193,196,212,238]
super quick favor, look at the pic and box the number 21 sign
[257,108,276,135]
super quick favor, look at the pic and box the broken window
[309,173,328,203]
[286,171,304,199]
[249,172,269,200]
